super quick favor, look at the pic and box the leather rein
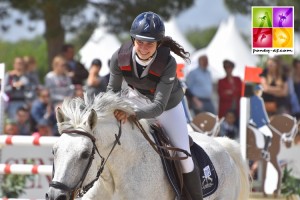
[49,121,122,199]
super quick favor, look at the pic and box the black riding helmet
[130,11,165,42]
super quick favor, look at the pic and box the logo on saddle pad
[202,165,214,190]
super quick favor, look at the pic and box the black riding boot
[262,136,271,160]
[264,136,271,151]
[183,166,203,200]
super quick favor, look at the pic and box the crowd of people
[1,43,300,142]
[186,55,300,141]
[2,44,108,136]
[2,48,300,140]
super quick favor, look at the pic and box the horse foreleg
[270,157,282,198]
[261,159,268,197]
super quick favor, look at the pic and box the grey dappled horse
[46,92,249,200]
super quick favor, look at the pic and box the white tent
[164,18,195,73]
[79,23,121,76]
[187,16,259,82]
[80,18,195,76]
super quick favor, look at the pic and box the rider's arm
[106,51,123,93]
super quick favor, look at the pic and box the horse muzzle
[45,187,72,200]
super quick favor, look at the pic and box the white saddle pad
[248,126,264,149]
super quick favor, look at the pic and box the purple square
[273,7,293,27]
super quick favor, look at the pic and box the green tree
[0,37,48,80]
[185,27,218,50]
[224,0,300,31]
[0,0,194,70]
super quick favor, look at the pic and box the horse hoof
[263,193,268,197]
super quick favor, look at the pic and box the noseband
[269,117,298,142]
[49,122,122,198]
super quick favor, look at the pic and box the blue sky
[0,0,251,42]
[177,0,251,34]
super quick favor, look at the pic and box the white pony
[46,92,250,200]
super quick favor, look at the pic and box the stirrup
[261,150,270,162]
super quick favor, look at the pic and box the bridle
[269,117,298,143]
[49,121,122,199]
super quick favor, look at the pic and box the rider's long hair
[160,36,190,63]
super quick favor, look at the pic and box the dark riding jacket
[107,42,184,119]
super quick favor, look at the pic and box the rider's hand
[114,110,129,124]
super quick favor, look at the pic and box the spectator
[219,109,239,140]
[23,55,41,101]
[291,59,300,119]
[34,119,53,136]
[217,59,242,120]
[4,119,19,135]
[16,106,31,135]
[186,55,215,115]
[30,87,56,132]
[61,44,88,85]
[74,84,84,98]
[86,59,108,97]
[260,57,289,115]
[4,57,31,119]
[45,55,74,107]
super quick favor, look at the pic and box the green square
[252,7,273,28]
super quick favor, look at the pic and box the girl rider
[107,11,203,199]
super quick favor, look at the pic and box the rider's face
[134,39,157,60]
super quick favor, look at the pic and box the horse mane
[58,91,136,132]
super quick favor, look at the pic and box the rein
[269,117,298,142]
[49,122,122,198]
[132,118,191,160]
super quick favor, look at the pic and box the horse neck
[95,119,152,168]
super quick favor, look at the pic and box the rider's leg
[156,102,203,200]
[258,125,273,159]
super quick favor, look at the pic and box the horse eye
[81,151,90,159]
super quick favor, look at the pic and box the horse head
[46,93,137,200]
[191,112,221,137]
[269,114,298,148]
[46,105,102,200]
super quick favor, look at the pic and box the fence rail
[0,164,52,175]
[0,135,58,147]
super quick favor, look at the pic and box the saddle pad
[150,129,182,198]
[190,143,218,198]
[248,125,264,149]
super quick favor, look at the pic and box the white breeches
[156,103,194,173]
[126,88,194,173]
[258,125,273,137]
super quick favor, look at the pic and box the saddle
[248,124,267,149]
[149,124,219,199]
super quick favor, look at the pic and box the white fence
[0,135,58,198]
[0,135,58,147]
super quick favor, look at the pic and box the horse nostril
[56,194,67,200]
[45,193,49,200]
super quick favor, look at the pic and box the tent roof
[79,24,121,76]
[186,16,259,82]
[164,18,195,64]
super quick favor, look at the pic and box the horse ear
[88,109,98,130]
[56,107,65,123]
